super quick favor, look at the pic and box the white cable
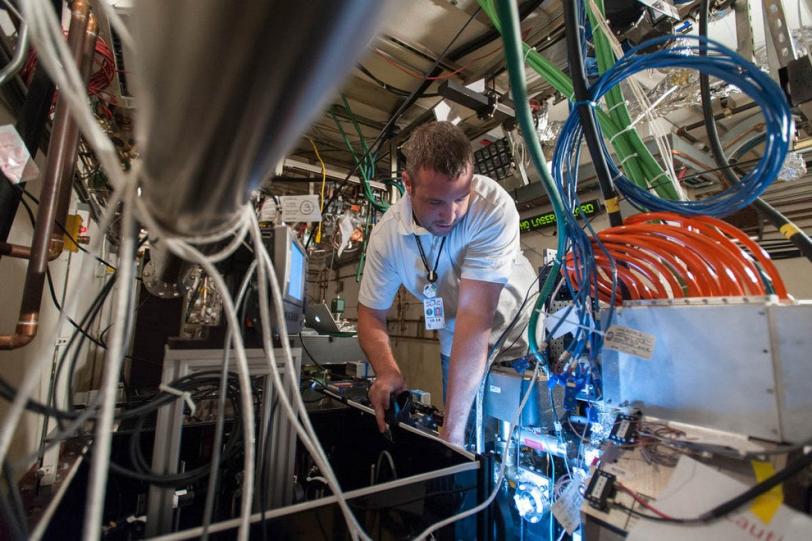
[413,363,541,540]
[248,214,371,541]
[164,219,257,541]
[18,3,259,539]
[82,185,137,540]
[375,450,398,482]
[586,0,685,200]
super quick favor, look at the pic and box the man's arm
[358,303,406,433]
[440,278,504,445]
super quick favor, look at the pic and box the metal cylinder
[133,1,389,237]
[517,429,568,458]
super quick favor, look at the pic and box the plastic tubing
[630,212,788,298]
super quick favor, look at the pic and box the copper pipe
[0,242,31,259]
[0,12,97,265]
[49,12,98,258]
[0,1,90,350]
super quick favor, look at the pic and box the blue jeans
[440,353,450,405]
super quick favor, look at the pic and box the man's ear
[403,170,415,196]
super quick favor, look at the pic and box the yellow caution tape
[750,460,783,524]
[605,197,620,214]
[779,223,800,239]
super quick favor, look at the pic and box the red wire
[617,482,675,520]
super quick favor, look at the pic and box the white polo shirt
[358,174,537,359]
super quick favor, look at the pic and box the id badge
[423,297,445,330]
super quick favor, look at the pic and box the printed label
[280,194,322,223]
[423,297,445,330]
[604,325,655,360]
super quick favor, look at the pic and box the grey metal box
[485,368,560,428]
[601,298,812,443]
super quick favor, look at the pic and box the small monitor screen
[287,240,305,302]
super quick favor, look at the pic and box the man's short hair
[403,121,473,180]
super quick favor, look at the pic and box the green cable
[329,109,389,213]
[493,0,567,362]
[586,0,680,199]
[341,94,375,174]
[478,0,681,199]
[339,95,392,211]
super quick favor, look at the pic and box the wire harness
[566,34,793,217]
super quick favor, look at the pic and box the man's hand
[369,369,406,433]
[439,423,465,447]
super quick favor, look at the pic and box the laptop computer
[305,303,343,334]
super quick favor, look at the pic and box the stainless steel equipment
[145,347,302,536]
[601,297,812,443]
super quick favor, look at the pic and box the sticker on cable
[280,194,322,223]
[552,477,585,534]
[423,297,445,331]
[603,325,655,360]
[0,125,39,183]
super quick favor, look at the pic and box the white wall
[312,261,445,406]
[0,157,112,476]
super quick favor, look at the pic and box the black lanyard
[414,235,445,283]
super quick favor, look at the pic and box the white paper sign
[628,456,812,541]
[604,325,655,360]
[0,125,39,183]
[544,305,594,339]
[280,195,322,223]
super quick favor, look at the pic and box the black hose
[699,0,812,262]
[563,1,623,226]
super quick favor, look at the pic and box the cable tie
[608,124,635,144]
[159,384,197,417]
[606,100,629,114]
[523,45,537,63]
[647,170,670,188]
[618,153,639,167]
[573,99,597,109]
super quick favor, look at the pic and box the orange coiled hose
[564,212,788,304]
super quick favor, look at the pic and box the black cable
[14,182,122,271]
[563,0,622,227]
[357,64,439,98]
[0,462,26,540]
[698,0,812,262]
[109,379,245,487]
[306,6,484,250]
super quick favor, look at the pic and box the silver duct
[132,1,387,237]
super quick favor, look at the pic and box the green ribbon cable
[329,108,389,213]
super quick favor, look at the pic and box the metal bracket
[762,0,797,67]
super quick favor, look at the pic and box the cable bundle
[563,212,789,305]
[572,34,792,217]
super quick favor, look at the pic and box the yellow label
[605,197,620,214]
[63,214,83,253]
[779,223,800,239]
[750,460,783,524]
